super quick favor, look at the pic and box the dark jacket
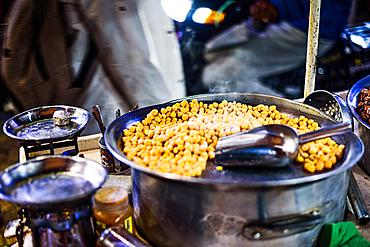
[269,0,352,40]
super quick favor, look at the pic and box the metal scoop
[214,122,350,167]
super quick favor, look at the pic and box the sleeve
[268,0,309,21]
[268,0,352,40]
[319,0,352,40]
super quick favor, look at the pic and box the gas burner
[0,156,108,247]
[17,201,95,247]
[2,105,90,159]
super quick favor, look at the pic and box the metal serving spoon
[214,122,350,167]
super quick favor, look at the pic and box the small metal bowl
[0,156,108,210]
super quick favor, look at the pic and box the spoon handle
[92,105,106,135]
[298,122,351,144]
[116,109,121,119]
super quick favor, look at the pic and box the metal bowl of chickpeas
[348,74,370,176]
[105,93,363,247]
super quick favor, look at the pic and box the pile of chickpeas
[121,99,345,176]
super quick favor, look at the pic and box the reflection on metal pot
[106,93,364,247]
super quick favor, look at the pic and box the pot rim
[106,93,364,187]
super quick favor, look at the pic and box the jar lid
[94,186,128,206]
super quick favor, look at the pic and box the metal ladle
[214,122,350,167]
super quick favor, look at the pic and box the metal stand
[18,199,95,247]
[20,137,79,160]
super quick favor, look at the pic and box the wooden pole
[304,0,321,98]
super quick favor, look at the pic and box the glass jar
[92,186,135,236]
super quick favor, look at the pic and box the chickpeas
[296,138,345,173]
[121,100,345,176]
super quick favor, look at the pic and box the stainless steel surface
[105,93,364,247]
[299,122,350,143]
[130,167,348,247]
[0,156,108,210]
[214,122,350,167]
[106,93,363,185]
[304,90,370,225]
[2,105,90,144]
[348,75,370,176]
[304,90,354,128]
[215,124,299,168]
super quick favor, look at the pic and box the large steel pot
[347,75,370,176]
[105,93,364,247]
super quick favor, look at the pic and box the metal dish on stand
[2,105,90,158]
[3,105,90,143]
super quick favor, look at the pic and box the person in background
[201,0,352,98]
[0,0,17,113]
[1,0,185,135]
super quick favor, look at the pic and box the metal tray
[105,93,364,186]
[3,105,90,145]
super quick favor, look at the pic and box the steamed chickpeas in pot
[121,100,345,176]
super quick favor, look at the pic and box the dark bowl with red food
[347,74,370,175]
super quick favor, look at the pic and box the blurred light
[350,34,370,49]
[192,8,211,24]
[344,46,352,55]
[192,7,225,24]
[161,0,192,23]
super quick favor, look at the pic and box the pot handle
[242,211,323,240]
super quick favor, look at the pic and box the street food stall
[2,0,370,246]
[0,87,370,247]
